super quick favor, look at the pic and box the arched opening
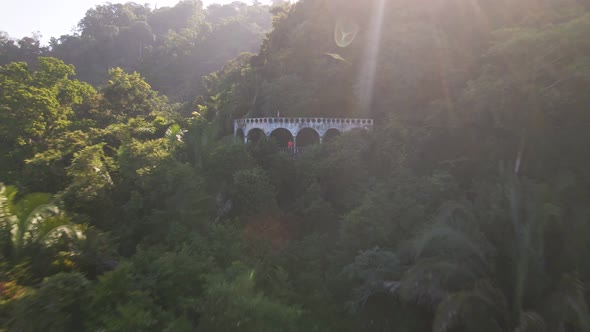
[247,128,265,143]
[236,128,245,141]
[322,128,341,142]
[270,128,294,148]
[296,128,320,147]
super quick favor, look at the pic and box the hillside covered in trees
[1,0,274,101]
[1,0,590,331]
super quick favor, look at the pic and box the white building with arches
[234,117,373,150]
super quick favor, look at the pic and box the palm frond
[1,184,17,215]
[399,258,478,308]
[0,184,17,257]
[13,192,52,222]
[15,203,59,249]
[165,123,186,147]
[36,214,86,246]
[411,213,494,276]
[433,290,503,332]
[0,184,16,226]
[413,226,490,266]
[473,280,510,324]
[515,311,546,332]
[543,274,590,331]
[433,291,472,332]
[344,247,402,281]
[40,224,86,247]
[344,247,402,312]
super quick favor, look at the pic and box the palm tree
[165,123,187,151]
[346,175,590,332]
[0,183,84,261]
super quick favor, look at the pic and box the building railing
[279,147,306,154]
[235,117,373,126]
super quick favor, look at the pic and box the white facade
[234,117,373,145]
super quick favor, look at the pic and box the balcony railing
[235,117,374,126]
[279,147,306,154]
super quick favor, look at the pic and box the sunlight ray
[358,0,386,115]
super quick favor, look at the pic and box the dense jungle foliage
[1,0,590,331]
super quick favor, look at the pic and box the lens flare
[334,18,359,48]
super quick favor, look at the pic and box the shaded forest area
[1,0,590,331]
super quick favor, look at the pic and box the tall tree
[0,57,94,183]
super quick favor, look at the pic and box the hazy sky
[0,0,269,43]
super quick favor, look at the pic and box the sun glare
[358,0,386,115]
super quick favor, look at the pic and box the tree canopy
[1,0,590,331]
